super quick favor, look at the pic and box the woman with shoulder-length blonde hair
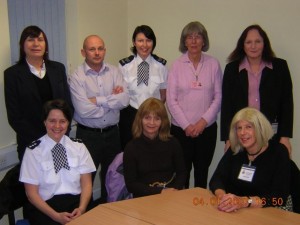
[124,98,186,198]
[229,107,274,154]
[210,107,292,213]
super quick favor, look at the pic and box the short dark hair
[18,25,49,63]
[227,24,276,63]
[131,25,156,55]
[42,99,72,123]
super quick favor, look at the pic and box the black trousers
[24,194,80,225]
[119,105,137,150]
[171,122,217,188]
[76,125,121,202]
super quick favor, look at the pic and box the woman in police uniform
[118,25,168,150]
[20,99,96,225]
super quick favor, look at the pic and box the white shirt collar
[136,54,151,65]
[26,59,46,79]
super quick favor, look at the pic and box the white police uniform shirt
[20,134,96,201]
[119,54,168,109]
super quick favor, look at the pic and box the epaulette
[70,137,83,143]
[27,140,41,150]
[152,54,167,65]
[119,55,134,66]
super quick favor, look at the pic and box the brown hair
[18,25,49,63]
[227,24,275,63]
[132,98,171,141]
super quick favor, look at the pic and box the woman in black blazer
[4,25,73,161]
[221,24,293,155]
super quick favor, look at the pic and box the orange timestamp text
[192,196,284,207]
[192,196,221,206]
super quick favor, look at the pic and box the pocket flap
[41,161,54,171]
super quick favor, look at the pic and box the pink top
[239,58,272,110]
[167,52,222,130]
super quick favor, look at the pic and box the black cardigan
[220,58,293,141]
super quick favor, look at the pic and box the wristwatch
[247,196,253,208]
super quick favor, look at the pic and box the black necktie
[51,143,70,173]
[137,61,149,86]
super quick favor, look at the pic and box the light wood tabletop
[67,188,300,225]
[67,205,151,225]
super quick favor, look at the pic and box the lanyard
[189,62,202,81]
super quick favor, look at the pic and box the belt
[77,123,117,133]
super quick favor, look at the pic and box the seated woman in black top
[123,97,186,197]
[210,107,291,212]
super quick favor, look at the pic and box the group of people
[3,19,295,224]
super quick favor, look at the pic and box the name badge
[191,81,202,89]
[238,164,256,182]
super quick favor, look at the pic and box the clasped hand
[55,207,84,224]
[217,193,246,212]
[185,118,207,138]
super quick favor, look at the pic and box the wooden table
[67,188,300,225]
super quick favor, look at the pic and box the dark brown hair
[227,24,275,63]
[132,98,171,141]
[18,25,49,63]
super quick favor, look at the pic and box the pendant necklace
[189,62,202,84]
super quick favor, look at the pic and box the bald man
[69,35,129,203]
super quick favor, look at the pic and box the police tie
[137,61,149,86]
[51,143,70,173]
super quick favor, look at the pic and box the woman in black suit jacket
[4,25,73,161]
[221,24,293,155]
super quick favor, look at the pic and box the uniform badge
[119,55,134,66]
[70,137,83,143]
[27,140,41,150]
[152,54,167,65]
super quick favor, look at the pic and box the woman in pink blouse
[166,21,222,188]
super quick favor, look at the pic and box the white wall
[65,0,128,75]
[0,0,16,149]
[0,2,21,224]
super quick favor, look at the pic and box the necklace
[247,147,263,156]
[189,62,202,81]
